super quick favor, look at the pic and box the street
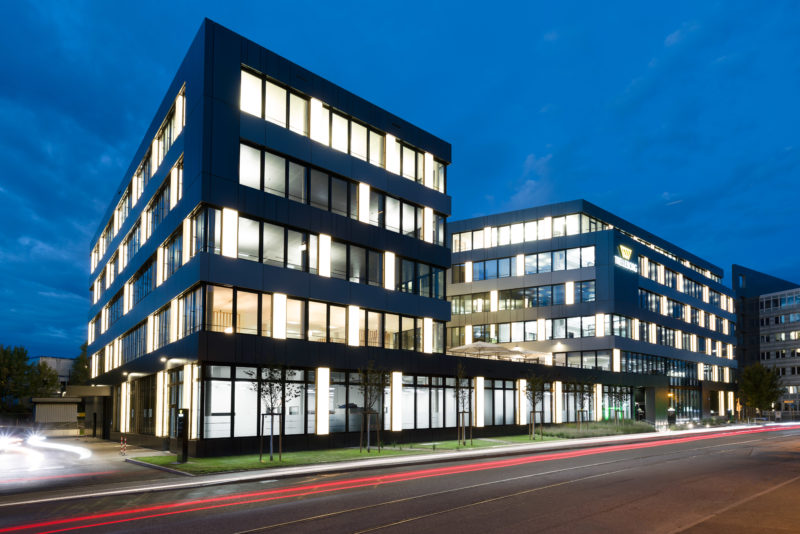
[2,427,800,533]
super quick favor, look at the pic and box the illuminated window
[265,81,287,127]
[236,290,258,335]
[331,113,348,153]
[240,71,262,117]
[369,130,385,167]
[239,144,261,190]
[264,153,286,197]
[288,162,306,203]
[262,223,284,267]
[402,146,416,180]
[329,305,346,344]
[207,286,233,334]
[261,294,272,337]
[308,302,327,342]
[289,94,308,136]
[351,122,367,160]
[237,217,260,262]
[309,170,328,210]
[286,298,305,339]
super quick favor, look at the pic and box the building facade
[448,201,737,423]
[87,20,457,455]
[733,266,800,411]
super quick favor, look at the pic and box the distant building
[449,201,738,423]
[732,266,800,410]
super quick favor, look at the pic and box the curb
[125,457,195,477]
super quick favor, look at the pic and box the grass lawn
[137,446,429,476]
[135,420,653,475]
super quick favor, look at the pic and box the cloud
[664,21,699,47]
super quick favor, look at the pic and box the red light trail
[3,425,798,533]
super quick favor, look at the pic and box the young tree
[358,361,388,453]
[573,378,596,431]
[69,343,91,386]
[606,385,629,426]
[454,363,471,447]
[739,364,785,414]
[250,366,301,462]
[525,373,547,440]
[0,345,31,410]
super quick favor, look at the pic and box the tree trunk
[366,413,371,452]
[269,412,274,462]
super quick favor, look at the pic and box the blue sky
[1,1,798,357]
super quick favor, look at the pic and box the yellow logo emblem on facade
[618,245,633,261]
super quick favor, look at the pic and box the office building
[87,20,452,455]
[448,201,737,423]
[733,266,800,410]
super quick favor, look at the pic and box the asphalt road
[3,427,800,533]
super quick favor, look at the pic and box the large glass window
[262,223,284,267]
[265,81,287,127]
[240,144,261,190]
[329,305,346,344]
[349,246,367,283]
[237,290,258,335]
[385,314,399,349]
[207,286,233,333]
[261,294,272,337]
[351,122,367,160]
[308,302,327,342]
[330,241,347,280]
[288,162,306,203]
[331,113,349,153]
[240,71,262,117]
[264,153,285,197]
[331,177,348,217]
[286,230,307,271]
[286,298,305,339]
[238,217,260,262]
[289,94,308,136]
[309,170,328,210]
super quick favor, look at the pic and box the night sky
[1,1,798,358]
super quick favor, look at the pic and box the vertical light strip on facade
[347,306,360,346]
[221,208,238,258]
[612,349,621,372]
[423,318,433,353]
[120,382,130,433]
[465,261,473,283]
[594,384,603,422]
[155,371,166,437]
[146,315,155,353]
[169,166,179,209]
[424,152,434,188]
[316,367,330,435]
[391,371,402,431]
[596,313,605,336]
[728,391,734,414]
[697,362,704,381]
[156,246,164,286]
[170,299,179,343]
[182,218,191,265]
[553,381,563,424]
[358,183,370,223]
[517,379,526,425]
[490,290,498,312]
[385,134,400,174]
[565,282,575,305]
[423,207,434,243]
[537,318,546,342]
[633,318,640,340]
[474,377,484,427]
[718,391,725,415]
[465,326,473,344]
[272,293,287,339]
[319,234,331,277]
[384,252,395,290]
[516,254,524,276]
[309,98,327,144]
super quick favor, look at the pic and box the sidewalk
[2,423,779,508]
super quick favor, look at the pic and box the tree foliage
[69,343,91,385]
[0,345,61,411]
[738,364,785,412]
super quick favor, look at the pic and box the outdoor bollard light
[177,409,189,463]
